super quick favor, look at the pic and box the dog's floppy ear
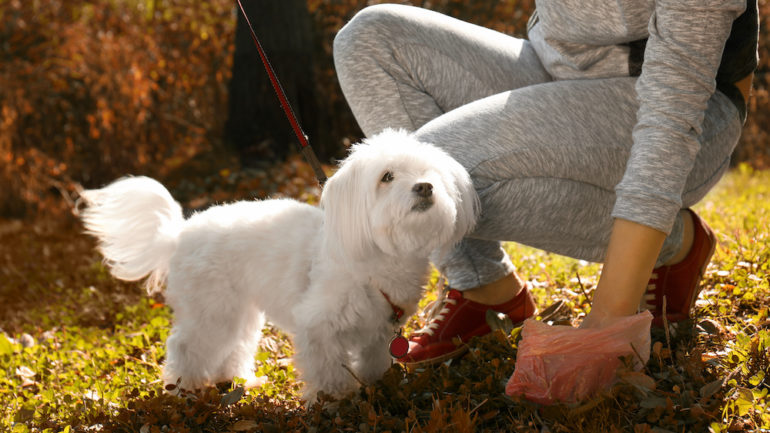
[320,149,376,260]
[428,153,480,265]
[443,150,480,245]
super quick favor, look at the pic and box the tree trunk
[225,0,321,166]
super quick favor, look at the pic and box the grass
[1,164,768,432]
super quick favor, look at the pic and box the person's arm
[583,0,746,328]
[612,0,745,235]
[581,218,666,328]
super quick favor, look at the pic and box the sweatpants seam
[466,142,625,183]
[684,156,731,200]
[474,174,616,197]
[473,175,614,247]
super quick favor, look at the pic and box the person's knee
[333,4,410,59]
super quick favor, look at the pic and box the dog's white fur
[79,129,478,401]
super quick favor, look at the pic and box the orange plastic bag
[505,310,652,405]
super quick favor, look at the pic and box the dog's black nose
[412,182,433,198]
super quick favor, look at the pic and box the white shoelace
[416,298,457,337]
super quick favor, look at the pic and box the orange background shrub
[1,0,234,217]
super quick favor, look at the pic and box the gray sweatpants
[333,5,743,289]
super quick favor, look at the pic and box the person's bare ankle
[663,210,695,266]
[462,273,524,305]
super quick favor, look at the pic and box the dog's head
[321,129,479,261]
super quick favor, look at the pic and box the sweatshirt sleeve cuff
[611,192,681,235]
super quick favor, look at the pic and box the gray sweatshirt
[528,0,751,233]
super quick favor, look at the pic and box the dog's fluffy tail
[79,176,184,294]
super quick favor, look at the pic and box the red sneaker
[398,284,536,367]
[641,209,717,327]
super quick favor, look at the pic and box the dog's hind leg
[162,324,213,391]
[215,311,265,387]
[162,304,262,392]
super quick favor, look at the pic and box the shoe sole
[401,345,471,369]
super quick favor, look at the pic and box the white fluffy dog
[79,129,478,402]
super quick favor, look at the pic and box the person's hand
[505,311,652,404]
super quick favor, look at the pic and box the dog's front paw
[301,386,324,406]
[352,349,392,385]
[300,389,346,408]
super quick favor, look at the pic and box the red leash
[235,1,412,359]
[235,0,328,185]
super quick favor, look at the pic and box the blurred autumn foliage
[1,0,768,218]
[1,0,234,217]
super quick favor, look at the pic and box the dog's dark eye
[381,171,394,183]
